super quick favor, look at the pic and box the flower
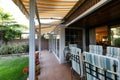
[23,67,29,79]
[35,66,40,75]
[35,52,39,59]
[36,66,40,71]
[35,59,40,65]
[23,67,29,73]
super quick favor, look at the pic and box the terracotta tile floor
[38,50,81,80]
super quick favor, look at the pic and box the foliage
[0,25,22,40]
[22,66,29,79]
[0,8,12,21]
[22,52,40,80]
[0,57,29,80]
[0,43,29,55]
[114,38,120,47]
[0,45,8,54]
[0,8,28,45]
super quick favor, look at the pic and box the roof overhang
[12,0,79,34]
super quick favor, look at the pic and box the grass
[0,57,29,80]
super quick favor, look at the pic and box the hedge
[0,43,29,55]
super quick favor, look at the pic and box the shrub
[0,43,29,55]
[114,38,120,47]
[8,45,14,54]
[0,45,8,55]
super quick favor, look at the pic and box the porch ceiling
[12,0,79,34]
[68,0,120,28]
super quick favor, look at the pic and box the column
[59,25,65,63]
[29,0,35,80]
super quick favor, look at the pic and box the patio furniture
[84,52,120,80]
[89,45,103,55]
[63,46,71,62]
[106,46,120,58]
[70,47,84,80]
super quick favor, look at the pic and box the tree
[0,8,26,45]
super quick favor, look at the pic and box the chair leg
[71,67,73,80]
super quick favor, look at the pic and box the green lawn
[0,57,28,80]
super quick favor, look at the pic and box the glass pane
[111,26,120,47]
[96,26,108,47]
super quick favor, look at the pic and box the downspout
[66,0,111,27]
[38,25,41,55]
[35,2,41,55]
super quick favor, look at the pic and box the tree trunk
[0,30,6,46]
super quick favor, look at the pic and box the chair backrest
[84,52,120,80]
[106,46,120,58]
[69,44,77,47]
[63,46,70,55]
[63,46,71,61]
[70,47,83,77]
[89,45,103,55]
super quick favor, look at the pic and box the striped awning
[12,0,79,34]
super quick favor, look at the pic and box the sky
[0,0,29,26]
[0,0,60,29]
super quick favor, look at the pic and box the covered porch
[12,0,120,80]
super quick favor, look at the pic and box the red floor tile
[38,50,83,80]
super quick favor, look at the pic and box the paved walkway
[38,50,75,80]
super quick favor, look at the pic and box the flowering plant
[35,52,39,59]
[35,52,40,66]
[23,67,29,74]
[22,66,40,80]
[35,59,40,65]
[23,67,29,79]
[23,52,40,80]
[35,66,40,75]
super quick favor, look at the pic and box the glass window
[111,25,120,47]
[96,26,108,46]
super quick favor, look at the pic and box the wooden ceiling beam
[23,2,75,6]
[25,6,72,9]
[21,0,78,4]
